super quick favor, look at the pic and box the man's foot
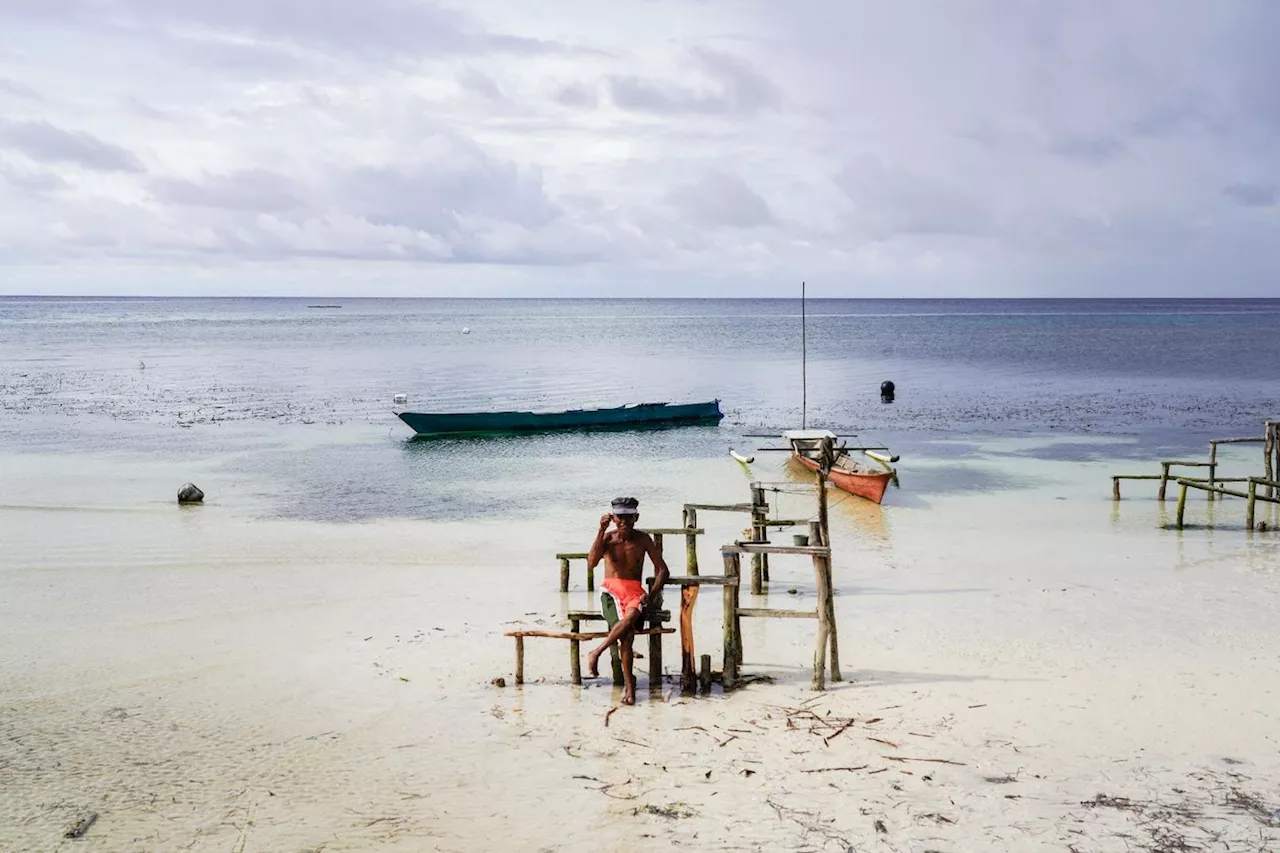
[621,685,636,705]
[586,646,603,678]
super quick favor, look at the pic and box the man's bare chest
[606,538,647,567]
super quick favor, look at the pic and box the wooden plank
[567,609,671,623]
[1176,479,1280,503]
[738,607,818,619]
[504,628,675,640]
[1162,460,1215,467]
[555,552,588,560]
[683,503,757,513]
[1112,475,1249,481]
[665,575,739,586]
[760,518,810,527]
[722,543,832,557]
[1210,437,1267,444]
[640,527,705,536]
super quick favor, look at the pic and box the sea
[4,297,1280,851]
[2,296,1279,523]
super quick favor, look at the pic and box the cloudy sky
[0,0,1276,297]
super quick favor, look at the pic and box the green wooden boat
[397,399,724,437]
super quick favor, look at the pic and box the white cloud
[1,0,1278,295]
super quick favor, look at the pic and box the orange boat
[784,429,895,505]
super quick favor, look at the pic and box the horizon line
[3,294,1278,301]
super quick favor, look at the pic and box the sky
[0,0,1277,297]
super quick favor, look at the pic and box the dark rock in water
[178,483,204,504]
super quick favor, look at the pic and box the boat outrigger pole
[801,280,807,430]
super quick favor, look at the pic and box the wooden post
[683,508,699,574]
[586,562,595,593]
[699,654,712,693]
[817,438,832,551]
[812,556,831,692]
[753,484,770,583]
[1247,479,1258,530]
[653,532,664,555]
[1158,462,1171,501]
[734,551,745,668]
[569,618,582,685]
[722,551,740,688]
[749,483,766,593]
[1267,424,1277,500]
[680,507,700,694]
[1112,477,1121,501]
[808,519,823,547]
[821,554,841,682]
[559,558,570,593]
[1208,443,1218,501]
[1175,482,1189,529]
[647,580,663,693]
[1273,423,1279,499]
[515,636,524,685]
[1274,423,1279,499]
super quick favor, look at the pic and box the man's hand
[599,513,614,532]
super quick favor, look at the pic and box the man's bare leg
[619,633,636,704]
[587,607,643,678]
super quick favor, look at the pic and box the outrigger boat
[762,280,901,503]
[784,429,896,505]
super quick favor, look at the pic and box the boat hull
[793,452,893,505]
[398,400,724,437]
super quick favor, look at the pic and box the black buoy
[880,380,895,403]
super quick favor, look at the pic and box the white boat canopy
[783,429,838,441]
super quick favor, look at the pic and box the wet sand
[3,442,1279,851]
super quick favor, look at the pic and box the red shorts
[602,577,645,618]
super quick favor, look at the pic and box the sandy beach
[3,436,1278,852]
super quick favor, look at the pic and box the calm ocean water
[2,297,1278,521]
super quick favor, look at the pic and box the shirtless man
[585,497,670,705]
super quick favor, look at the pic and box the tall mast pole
[801,280,807,430]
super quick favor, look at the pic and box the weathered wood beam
[664,575,739,586]
[504,627,675,641]
[738,607,818,619]
[722,543,832,557]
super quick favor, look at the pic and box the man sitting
[585,497,670,705]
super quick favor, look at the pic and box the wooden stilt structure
[511,441,846,692]
[1174,477,1280,530]
[1112,418,1280,532]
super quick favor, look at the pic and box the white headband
[611,506,638,515]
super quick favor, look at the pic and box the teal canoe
[398,399,724,437]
